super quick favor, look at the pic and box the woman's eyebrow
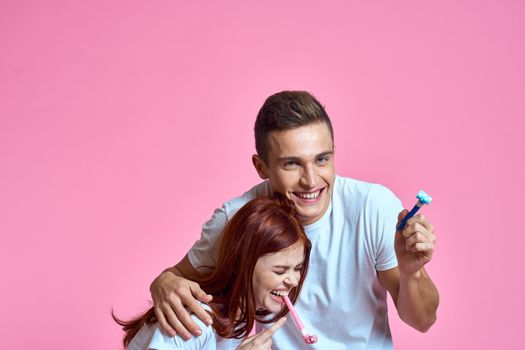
[272,263,304,269]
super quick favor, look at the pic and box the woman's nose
[284,272,299,287]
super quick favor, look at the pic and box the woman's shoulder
[148,322,216,349]
[129,304,216,349]
[148,324,216,350]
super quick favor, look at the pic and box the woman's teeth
[270,290,289,297]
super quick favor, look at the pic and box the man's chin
[296,209,323,225]
[295,198,331,224]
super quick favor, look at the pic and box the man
[150,91,439,349]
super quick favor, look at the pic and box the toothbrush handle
[396,202,422,231]
[283,295,305,330]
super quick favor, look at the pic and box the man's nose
[300,165,316,188]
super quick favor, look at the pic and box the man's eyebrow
[317,151,334,158]
[277,156,301,163]
[277,151,334,163]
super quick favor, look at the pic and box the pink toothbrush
[283,295,318,344]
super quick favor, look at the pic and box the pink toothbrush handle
[283,296,318,344]
[283,295,305,329]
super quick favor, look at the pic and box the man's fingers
[417,214,434,231]
[149,270,211,340]
[160,299,192,339]
[172,300,202,338]
[184,293,213,326]
[190,282,213,304]
[192,285,213,303]
[154,304,176,337]
[405,226,435,243]
[404,230,434,251]
[405,231,423,245]
[402,221,433,240]
[397,209,409,225]
[405,214,434,233]
[409,242,434,254]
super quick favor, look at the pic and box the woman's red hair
[114,193,311,346]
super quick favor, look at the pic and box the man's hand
[150,266,213,339]
[380,210,439,332]
[395,210,436,277]
[237,318,287,349]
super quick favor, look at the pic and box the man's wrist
[399,268,422,282]
[165,266,183,277]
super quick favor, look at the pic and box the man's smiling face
[253,122,335,225]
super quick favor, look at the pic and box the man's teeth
[296,191,320,199]
[270,290,289,297]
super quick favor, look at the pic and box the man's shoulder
[334,175,399,205]
[335,175,383,195]
[221,181,272,218]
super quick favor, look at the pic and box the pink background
[1,0,524,348]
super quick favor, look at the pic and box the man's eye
[284,161,298,168]
[317,156,329,164]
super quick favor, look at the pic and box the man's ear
[252,154,268,180]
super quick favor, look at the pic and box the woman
[114,194,311,349]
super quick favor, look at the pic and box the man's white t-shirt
[188,176,402,349]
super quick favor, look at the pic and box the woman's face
[252,241,305,313]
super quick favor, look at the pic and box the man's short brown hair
[254,91,334,162]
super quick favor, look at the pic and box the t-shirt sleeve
[187,182,271,274]
[187,206,228,274]
[367,184,403,271]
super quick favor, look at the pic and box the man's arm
[150,182,269,339]
[150,255,213,339]
[378,211,439,332]
[378,266,439,332]
[150,201,231,339]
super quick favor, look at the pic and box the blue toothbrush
[396,190,433,232]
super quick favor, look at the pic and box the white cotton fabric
[127,304,242,350]
[188,176,402,349]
